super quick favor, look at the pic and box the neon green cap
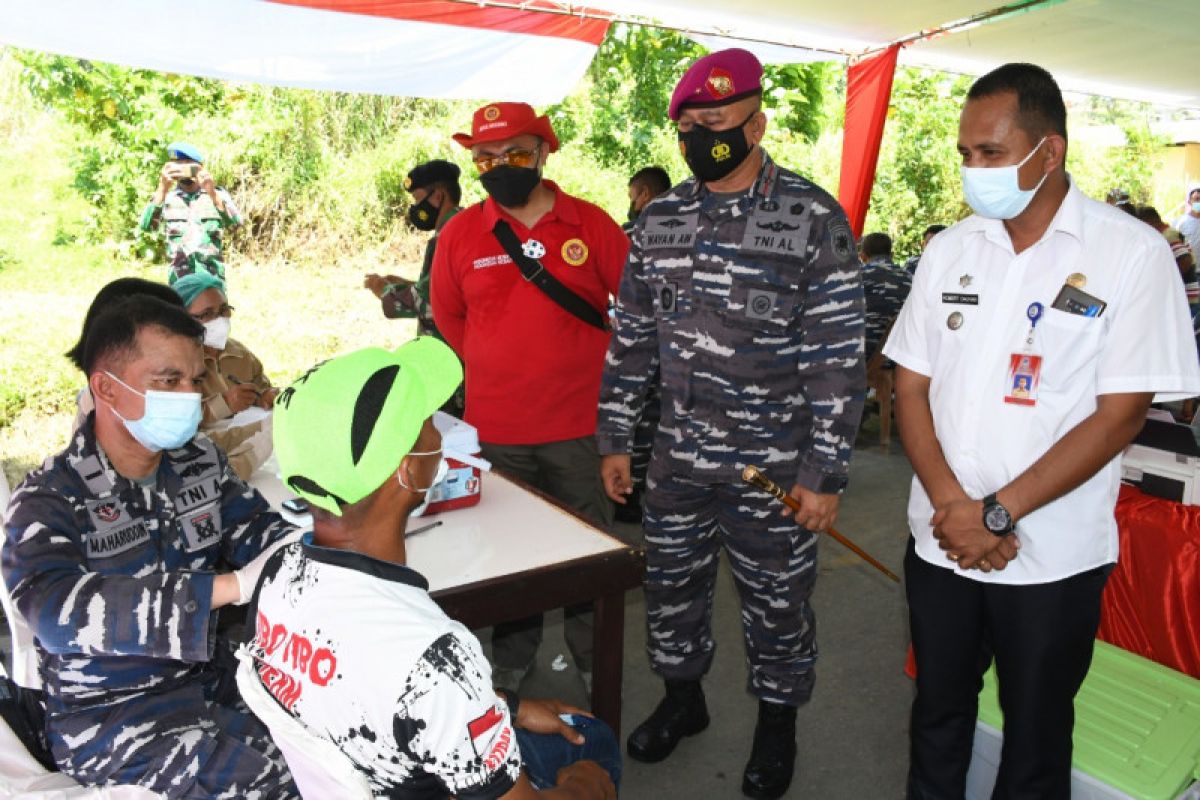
[273,337,463,515]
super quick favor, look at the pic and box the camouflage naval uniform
[597,151,866,705]
[862,256,912,357]
[2,414,297,798]
[140,187,241,285]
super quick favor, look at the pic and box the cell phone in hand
[282,498,310,514]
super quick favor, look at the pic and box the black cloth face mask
[407,194,440,231]
[480,165,541,208]
[677,111,756,183]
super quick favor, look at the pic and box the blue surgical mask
[105,372,202,452]
[961,137,1048,220]
[1191,201,1200,214]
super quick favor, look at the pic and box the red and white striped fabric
[0,0,611,104]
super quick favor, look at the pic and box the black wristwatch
[981,493,1014,536]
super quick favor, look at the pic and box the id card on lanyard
[1004,302,1044,406]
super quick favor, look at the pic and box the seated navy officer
[245,338,620,799]
[2,294,298,797]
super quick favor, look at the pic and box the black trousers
[904,539,1112,800]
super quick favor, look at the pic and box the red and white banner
[0,0,611,105]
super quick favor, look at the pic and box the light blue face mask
[961,137,1048,220]
[1191,201,1200,214]
[105,372,202,452]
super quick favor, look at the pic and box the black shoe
[626,679,709,763]
[742,700,798,799]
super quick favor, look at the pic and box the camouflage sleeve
[2,484,215,661]
[212,441,296,569]
[793,210,867,493]
[216,188,242,227]
[138,201,161,232]
[380,283,419,320]
[596,225,659,455]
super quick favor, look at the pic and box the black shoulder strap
[492,219,609,332]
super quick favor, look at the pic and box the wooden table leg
[591,591,625,736]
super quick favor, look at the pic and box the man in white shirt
[244,338,619,800]
[884,62,1200,799]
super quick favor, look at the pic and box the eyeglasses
[191,304,234,324]
[473,148,539,174]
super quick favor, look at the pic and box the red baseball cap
[452,102,560,152]
[669,48,764,121]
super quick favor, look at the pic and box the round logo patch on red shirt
[561,239,589,266]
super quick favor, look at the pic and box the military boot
[626,679,709,763]
[741,699,798,799]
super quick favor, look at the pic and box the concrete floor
[497,416,917,799]
[0,417,914,799]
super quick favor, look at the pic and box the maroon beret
[669,48,764,121]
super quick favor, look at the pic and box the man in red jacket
[431,102,628,695]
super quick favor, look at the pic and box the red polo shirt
[431,181,628,445]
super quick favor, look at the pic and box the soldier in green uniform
[364,159,463,340]
[139,142,242,285]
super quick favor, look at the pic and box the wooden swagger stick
[742,465,900,584]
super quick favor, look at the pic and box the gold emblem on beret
[483,105,501,121]
[403,177,413,190]
[706,67,735,99]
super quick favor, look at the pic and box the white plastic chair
[235,647,372,799]
[0,569,39,691]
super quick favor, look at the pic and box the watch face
[984,505,1011,532]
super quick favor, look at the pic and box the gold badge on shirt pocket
[561,238,589,266]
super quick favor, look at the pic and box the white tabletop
[248,463,628,593]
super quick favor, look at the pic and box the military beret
[405,159,461,193]
[669,48,764,121]
[167,141,204,164]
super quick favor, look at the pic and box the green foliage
[15,51,224,255]
[1067,96,1169,206]
[863,68,973,258]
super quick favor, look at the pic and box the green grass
[0,107,428,487]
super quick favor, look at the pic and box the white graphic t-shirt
[246,536,521,798]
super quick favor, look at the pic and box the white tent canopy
[589,0,1199,108]
[1,0,1196,108]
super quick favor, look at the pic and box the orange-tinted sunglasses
[472,148,539,174]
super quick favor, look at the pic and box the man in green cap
[140,141,242,284]
[244,337,620,799]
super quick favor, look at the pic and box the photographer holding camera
[140,141,242,285]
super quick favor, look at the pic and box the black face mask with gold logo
[406,194,440,231]
[677,111,756,183]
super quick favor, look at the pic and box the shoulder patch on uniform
[829,219,854,259]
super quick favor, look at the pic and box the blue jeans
[516,715,622,791]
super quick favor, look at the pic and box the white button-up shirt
[884,181,1200,584]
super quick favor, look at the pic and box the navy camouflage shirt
[597,151,866,493]
[2,414,294,712]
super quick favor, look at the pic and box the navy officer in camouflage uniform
[597,49,865,800]
[859,232,913,357]
[2,294,297,797]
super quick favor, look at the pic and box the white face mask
[960,137,1049,220]
[203,316,230,350]
[396,449,448,493]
